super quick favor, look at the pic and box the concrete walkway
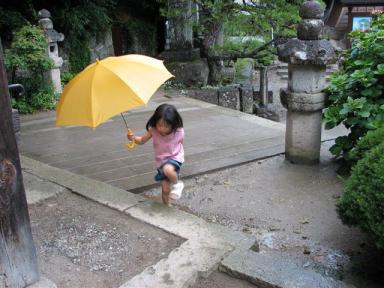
[19,90,342,193]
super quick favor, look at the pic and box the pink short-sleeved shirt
[151,127,184,167]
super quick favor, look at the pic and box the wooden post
[259,66,268,107]
[0,39,39,287]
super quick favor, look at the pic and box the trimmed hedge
[337,141,384,249]
[348,127,384,165]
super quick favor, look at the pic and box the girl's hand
[127,131,135,141]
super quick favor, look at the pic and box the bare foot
[143,191,162,202]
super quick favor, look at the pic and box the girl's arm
[127,128,152,145]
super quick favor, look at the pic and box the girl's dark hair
[146,104,183,132]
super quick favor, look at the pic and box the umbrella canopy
[56,54,173,128]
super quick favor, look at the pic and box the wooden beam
[0,39,39,287]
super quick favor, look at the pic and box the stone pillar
[38,9,64,94]
[167,0,193,50]
[278,0,336,164]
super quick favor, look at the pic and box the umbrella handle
[126,128,136,150]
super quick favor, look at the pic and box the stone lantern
[38,9,64,94]
[277,0,337,164]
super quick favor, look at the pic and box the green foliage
[5,24,52,75]
[213,39,272,63]
[118,17,157,55]
[225,0,304,39]
[0,7,27,44]
[54,0,116,73]
[159,0,309,85]
[235,58,253,79]
[11,84,56,114]
[5,24,56,113]
[337,141,384,249]
[348,127,384,167]
[61,71,76,85]
[323,15,384,167]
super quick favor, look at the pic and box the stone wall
[187,85,255,114]
[89,32,115,61]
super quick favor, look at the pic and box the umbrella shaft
[120,113,129,129]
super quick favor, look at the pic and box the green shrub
[323,14,384,169]
[11,84,56,114]
[30,84,56,110]
[337,142,384,249]
[5,24,55,113]
[61,71,76,85]
[5,24,52,78]
[348,127,384,165]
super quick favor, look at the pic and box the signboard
[352,16,372,31]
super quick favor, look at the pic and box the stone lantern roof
[38,9,64,43]
[278,0,337,65]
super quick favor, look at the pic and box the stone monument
[38,9,64,94]
[278,0,336,164]
[160,0,209,87]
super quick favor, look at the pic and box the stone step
[220,249,355,288]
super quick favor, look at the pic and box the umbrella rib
[90,65,97,127]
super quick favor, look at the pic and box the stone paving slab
[220,249,355,288]
[119,240,231,288]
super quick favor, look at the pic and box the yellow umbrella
[56,54,173,148]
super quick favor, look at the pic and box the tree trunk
[0,39,39,288]
[203,22,224,85]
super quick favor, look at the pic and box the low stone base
[187,85,258,114]
[285,110,322,164]
[240,86,254,114]
[219,85,241,110]
[188,88,219,105]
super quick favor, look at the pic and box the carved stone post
[38,9,64,94]
[278,0,336,164]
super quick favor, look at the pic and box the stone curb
[22,155,256,288]
[21,155,143,212]
[26,277,57,288]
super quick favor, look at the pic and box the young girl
[127,104,184,206]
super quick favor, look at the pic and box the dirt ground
[142,142,384,288]
[29,191,184,288]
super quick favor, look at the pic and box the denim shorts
[154,159,182,182]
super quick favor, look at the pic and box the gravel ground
[142,142,384,288]
[29,191,184,288]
